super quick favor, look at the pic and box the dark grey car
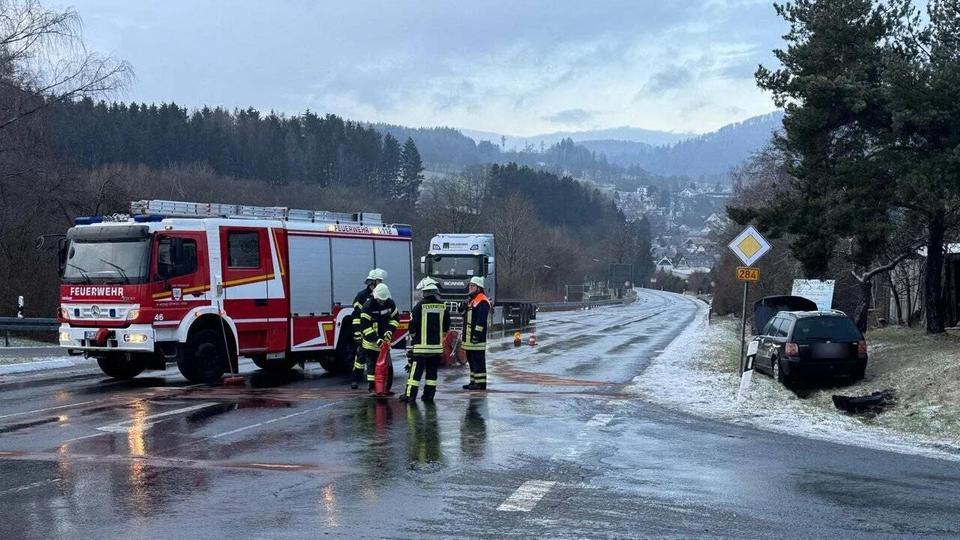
[754,311,867,386]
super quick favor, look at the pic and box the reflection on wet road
[1,290,958,538]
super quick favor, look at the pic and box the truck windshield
[62,239,151,284]
[428,255,483,277]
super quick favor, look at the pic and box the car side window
[762,318,777,336]
[775,318,789,337]
[780,319,792,338]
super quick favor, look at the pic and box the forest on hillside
[0,0,652,315]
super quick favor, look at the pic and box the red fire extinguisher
[374,340,393,396]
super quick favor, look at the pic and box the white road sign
[792,279,835,311]
[728,226,771,266]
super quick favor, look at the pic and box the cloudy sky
[56,0,787,135]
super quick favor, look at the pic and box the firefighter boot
[351,357,364,390]
[422,381,437,402]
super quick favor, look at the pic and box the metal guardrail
[0,317,59,331]
[537,298,626,312]
[0,317,59,347]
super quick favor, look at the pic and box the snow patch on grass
[629,302,960,462]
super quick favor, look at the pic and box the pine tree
[397,137,424,202]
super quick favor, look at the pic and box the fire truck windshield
[62,239,151,284]
[428,255,483,277]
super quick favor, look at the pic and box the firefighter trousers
[405,354,440,401]
[466,350,487,388]
[362,348,393,392]
[350,346,365,385]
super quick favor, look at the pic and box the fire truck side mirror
[486,256,495,275]
[419,256,425,275]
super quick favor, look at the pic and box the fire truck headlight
[59,331,71,343]
[126,309,140,321]
[124,333,148,344]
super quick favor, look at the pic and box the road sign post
[727,227,771,377]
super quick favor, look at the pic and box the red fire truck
[57,200,413,383]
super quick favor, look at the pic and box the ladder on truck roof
[130,199,385,225]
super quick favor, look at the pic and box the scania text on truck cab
[58,200,414,383]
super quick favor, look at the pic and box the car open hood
[752,295,818,334]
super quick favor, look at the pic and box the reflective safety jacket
[360,297,400,351]
[462,292,490,351]
[409,294,450,355]
[351,286,374,340]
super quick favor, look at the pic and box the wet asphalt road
[1,290,958,539]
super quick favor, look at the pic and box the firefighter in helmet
[359,283,400,393]
[401,277,450,403]
[462,276,490,390]
[350,268,386,389]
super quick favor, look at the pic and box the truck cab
[421,233,536,328]
[423,234,496,310]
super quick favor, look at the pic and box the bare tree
[0,0,131,134]
[488,192,540,297]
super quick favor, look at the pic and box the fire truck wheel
[251,355,298,371]
[179,328,231,384]
[96,354,146,379]
[318,354,344,374]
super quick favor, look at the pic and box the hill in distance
[461,126,694,151]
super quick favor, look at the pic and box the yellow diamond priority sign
[728,226,771,266]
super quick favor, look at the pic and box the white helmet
[367,268,387,282]
[373,283,391,301]
[469,276,485,289]
[417,277,439,293]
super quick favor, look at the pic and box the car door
[755,317,777,373]
[770,317,790,369]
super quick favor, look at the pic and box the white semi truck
[421,233,536,327]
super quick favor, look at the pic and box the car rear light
[785,342,799,357]
[858,340,867,358]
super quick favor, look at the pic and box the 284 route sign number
[736,266,760,282]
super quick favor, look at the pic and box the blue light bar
[396,225,413,237]
[134,214,166,222]
[74,216,103,225]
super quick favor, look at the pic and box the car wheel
[178,328,233,384]
[853,366,866,382]
[772,357,791,386]
[96,354,146,379]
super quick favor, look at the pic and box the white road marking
[551,412,616,461]
[497,480,557,512]
[0,478,62,496]
[210,402,340,439]
[586,413,614,427]
[97,403,216,433]
[0,400,99,420]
